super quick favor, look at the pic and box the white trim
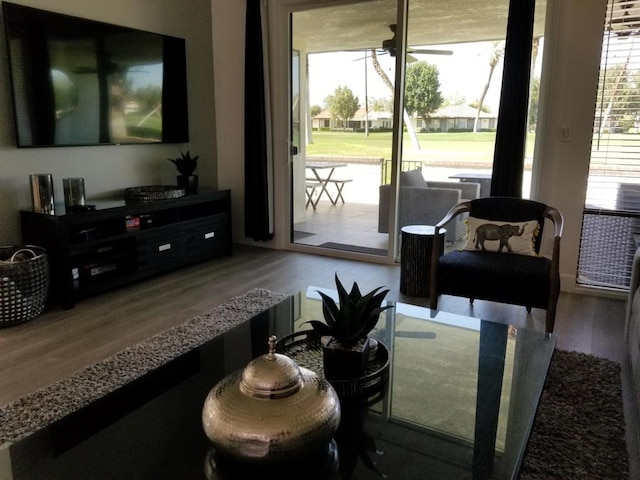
[267,0,401,262]
[266,0,293,249]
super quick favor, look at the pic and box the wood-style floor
[0,244,638,475]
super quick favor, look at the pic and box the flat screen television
[2,2,189,147]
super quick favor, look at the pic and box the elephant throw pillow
[462,217,540,256]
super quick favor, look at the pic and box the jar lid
[240,336,302,399]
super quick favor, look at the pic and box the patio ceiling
[293,0,548,54]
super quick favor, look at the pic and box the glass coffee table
[4,288,555,479]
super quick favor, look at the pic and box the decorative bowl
[202,336,341,463]
[124,185,185,203]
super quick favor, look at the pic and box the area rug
[319,242,387,256]
[293,230,315,241]
[0,288,289,445]
[519,349,629,479]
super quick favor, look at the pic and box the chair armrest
[544,206,564,239]
[428,181,481,200]
[434,201,472,231]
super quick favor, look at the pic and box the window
[578,0,640,289]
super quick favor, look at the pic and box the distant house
[312,107,393,130]
[416,104,497,132]
[313,104,497,132]
[351,107,393,130]
[312,109,332,129]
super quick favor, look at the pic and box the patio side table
[400,225,445,297]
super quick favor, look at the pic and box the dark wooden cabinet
[21,189,232,309]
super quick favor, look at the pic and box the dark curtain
[490,0,536,198]
[244,0,274,241]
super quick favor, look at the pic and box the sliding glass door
[283,0,547,260]
[290,0,398,258]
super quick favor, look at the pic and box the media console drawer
[136,227,187,270]
[185,214,230,256]
[21,189,232,309]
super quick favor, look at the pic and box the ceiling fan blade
[408,48,454,56]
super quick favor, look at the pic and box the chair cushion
[462,217,540,256]
[437,250,552,308]
[400,169,426,187]
[468,197,548,253]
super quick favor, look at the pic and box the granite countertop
[0,288,289,447]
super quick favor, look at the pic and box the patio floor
[293,199,389,254]
[292,162,477,255]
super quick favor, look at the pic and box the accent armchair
[429,197,564,333]
[378,169,481,243]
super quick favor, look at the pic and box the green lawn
[306,131,537,164]
[125,113,162,140]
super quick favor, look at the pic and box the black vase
[177,174,198,194]
[322,337,370,381]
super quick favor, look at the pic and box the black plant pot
[322,337,370,381]
[177,175,198,194]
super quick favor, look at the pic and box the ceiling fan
[381,24,453,57]
[609,0,640,37]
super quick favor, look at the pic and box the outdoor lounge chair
[378,169,481,243]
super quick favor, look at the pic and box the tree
[443,93,467,107]
[310,104,322,118]
[135,84,162,114]
[596,63,640,133]
[528,77,540,131]
[404,61,444,125]
[468,101,491,114]
[369,49,420,149]
[369,96,393,112]
[474,41,504,132]
[324,85,360,131]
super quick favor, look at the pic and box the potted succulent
[307,274,391,381]
[168,150,200,194]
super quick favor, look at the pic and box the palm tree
[473,41,504,133]
[369,49,421,150]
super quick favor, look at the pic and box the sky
[127,63,163,90]
[308,40,544,114]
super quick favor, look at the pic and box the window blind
[578,0,640,289]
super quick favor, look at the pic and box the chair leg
[469,298,474,305]
[526,306,532,313]
[545,304,557,333]
[429,294,438,310]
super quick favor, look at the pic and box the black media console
[20,189,232,309]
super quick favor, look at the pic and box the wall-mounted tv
[2,2,189,147]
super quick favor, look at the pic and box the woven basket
[0,245,49,327]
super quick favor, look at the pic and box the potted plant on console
[169,150,199,194]
[307,274,391,381]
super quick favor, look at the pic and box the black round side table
[400,225,446,297]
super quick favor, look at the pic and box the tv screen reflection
[3,2,189,147]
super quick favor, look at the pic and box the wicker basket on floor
[0,245,49,327]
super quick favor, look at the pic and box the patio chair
[378,169,481,243]
[429,197,564,333]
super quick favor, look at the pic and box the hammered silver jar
[202,336,341,463]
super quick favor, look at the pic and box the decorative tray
[276,329,389,399]
[124,185,185,203]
